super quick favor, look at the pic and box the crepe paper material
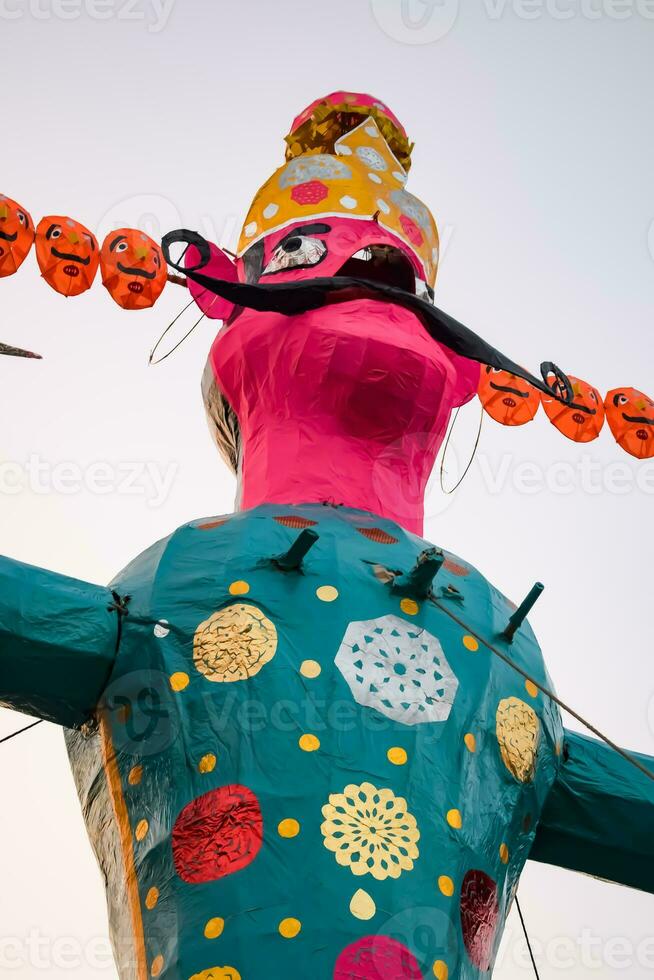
[604,387,654,459]
[100,229,167,310]
[35,215,99,296]
[0,194,34,277]
[541,374,605,443]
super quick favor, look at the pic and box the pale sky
[1,1,653,977]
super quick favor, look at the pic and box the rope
[515,895,541,979]
[430,597,654,783]
[0,719,43,744]
[439,403,484,495]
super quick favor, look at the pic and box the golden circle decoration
[229,580,250,596]
[128,765,143,786]
[198,753,217,774]
[169,672,190,692]
[316,585,339,602]
[433,961,449,979]
[500,842,509,864]
[135,819,149,842]
[446,809,462,829]
[145,887,159,910]
[525,679,539,698]
[300,659,321,678]
[204,917,225,939]
[387,746,408,766]
[299,733,320,752]
[438,875,454,897]
[279,917,302,938]
[150,955,164,977]
[496,697,540,783]
[462,634,479,652]
[464,733,476,753]
[193,604,277,683]
[278,818,300,838]
[350,888,376,920]
[399,597,419,616]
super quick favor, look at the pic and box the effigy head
[0,195,35,278]
[198,93,479,519]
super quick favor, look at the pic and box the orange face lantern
[35,216,99,297]
[604,387,654,459]
[541,375,605,443]
[478,365,540,426]
[0,195,35,278]
[100,228,167,310]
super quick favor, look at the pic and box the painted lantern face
[604,387,654,459]
[100,228,167,310]
[35,216,99,296]
[478,366,540,426]
[541,375,605,443]
[0,195,35,278]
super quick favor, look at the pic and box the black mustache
[162,229,574,406]
[623,413,653,425]
[0,230,18,242]
[489,381,530,398]
[51,248,90,265]
[117,262,156,280]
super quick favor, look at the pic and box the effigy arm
[530,729,654,893]
[0,555,118,728]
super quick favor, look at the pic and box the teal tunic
[1,504,653,980]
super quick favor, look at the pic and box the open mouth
[63,264,80,277]
[0,230,17,243]
[52,248,90,266]
[572,412,586,425]
[118,262,156,280]
[636,429,649,441]
[128,281,144,293]
[502,396,517,408]
[336,244,417,294]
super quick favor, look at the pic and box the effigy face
[66,505,562,980]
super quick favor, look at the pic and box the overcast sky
[1,1,653,977]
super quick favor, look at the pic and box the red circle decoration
[460,870,499,971]
[291,180,329,206]
[172,784,263,884]
[399,214,424,247]
[334,936,422,979]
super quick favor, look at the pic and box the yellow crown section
[238,118,439,286]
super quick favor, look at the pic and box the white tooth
[352,248,371,261]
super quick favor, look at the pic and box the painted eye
[17,212,27,227]
[262,235,327,275]
[83,233,95,250]
[50,227,62,239]
[115,241,129,253]
[619,395,628,405]
[589,390,597,402]
[153,252,161,267]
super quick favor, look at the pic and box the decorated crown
[237,92,440,286]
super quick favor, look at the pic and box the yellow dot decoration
[150,955,164,977]
[198,753,217,774]
[500,842,509,864]
[300,659,321,678]
[204,917,225,939]
[350,888,376,920]
[145,887,159,910]
[464,733,477,753]
[170,671,190,692]
[299,733,320,752]
[387,746,408,766]
[193,604,277,683]
[496,697,540,783]
[279,917,302,938]
[525,679,539,698]
[446,809,462,829]
[399,597,419,616]
[128,765,143,786]
[462,634,479,652]
[278,818,300,838]
[135,819,149,842]
[438,875,454,897]
[433,961,449,980]
[316,585,339,602]
[229,580,250,596]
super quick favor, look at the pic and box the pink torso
[209,299,478,535]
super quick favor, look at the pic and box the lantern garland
[1,192,652,459]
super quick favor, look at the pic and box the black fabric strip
[162,229,573,404]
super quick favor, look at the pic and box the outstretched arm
[530,729,654,893]
[0,556,117,728]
